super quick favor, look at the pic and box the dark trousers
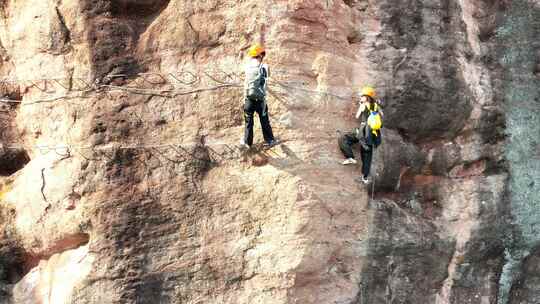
[338,132,359,159]
[360,145,373,178]
[243,97,274,146]
[339,132,374,178]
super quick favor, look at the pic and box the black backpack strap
[259,64,267,88]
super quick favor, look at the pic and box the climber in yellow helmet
[355,86,383,123]
[240,43,276,149]
[338,86,383,184]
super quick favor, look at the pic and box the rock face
[0,0,538,304]
[12,244,94,304]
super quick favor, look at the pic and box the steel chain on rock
[0,69,358,170]
[0,68,353,105]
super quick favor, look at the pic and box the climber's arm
[355,103,366,119]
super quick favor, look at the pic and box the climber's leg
[256,103,275,143]
[243,98,256,146]
[360,144,373,178]
[338,133,359,159]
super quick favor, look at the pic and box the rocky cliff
[0,0,538,303]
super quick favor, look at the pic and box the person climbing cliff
[338,86,383,184]
[240,43,276,149]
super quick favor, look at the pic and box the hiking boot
[265,139,278,147]
[354,175,370,184]
[342,158,357,165]
[239,140,250,150]
[361,176,369,184]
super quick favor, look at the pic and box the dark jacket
[356,102,383,124]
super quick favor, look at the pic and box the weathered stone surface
[509,247,540,304]
[359,199,454,304]
[371,129,424,192]
[12,244,94,304]
[0,0,537,303]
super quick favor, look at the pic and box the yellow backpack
[366,104,382,135]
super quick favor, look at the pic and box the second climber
[338,86,383,184]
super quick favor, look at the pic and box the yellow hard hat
[248,43,265,58]
[361,86,376,98]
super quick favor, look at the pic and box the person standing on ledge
[240,43,276,149]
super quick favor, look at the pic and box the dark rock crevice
[110,0,171,37]
[1,231,91,301]
[0,242,25,285]
[21,233,90,276]
[0,206,25,285]
[0,101,29,177]
[82,0,171,82]
[0,149,30,177]
[0,83,21,102]
[46,6,72,55]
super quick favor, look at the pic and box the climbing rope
[0,68,358,108]
[371,171,376,202]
